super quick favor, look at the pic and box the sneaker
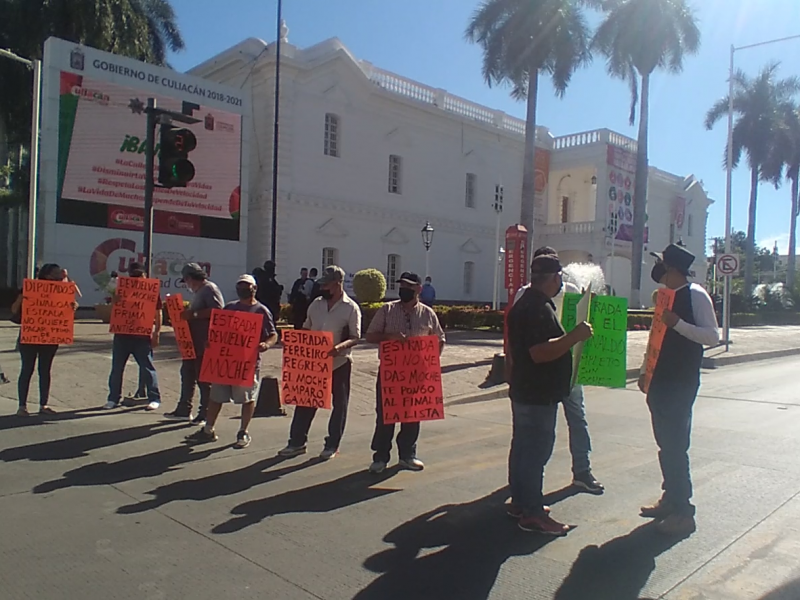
[16,407,30,417]
[163,408,192,421]
[103,400,120,410]
[234,431,251,449]
[640,498,674,519]
[505,503,550,519]
[277,445,307,458]
[126,391,147,401]
[145,401,160,411]
[191,413,207,427]
[38,406,57,416]
[0,374,10,384]
[572,471,605,495]
[656,513,696,536]
[319,447,338,460]
[185,428,218,444]
[518,514,570,536]
[369,460,387,474]
[398,457,425,471]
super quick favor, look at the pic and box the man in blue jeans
[506,253,593,535]
[104,262,162,411]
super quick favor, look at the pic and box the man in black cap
[164,263,225,424]
[365,271,446,473]
[638,243,719,536]
[506,253,593,536]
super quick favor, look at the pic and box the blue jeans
[563,385,592,475]
[108,335,160,405]
[508,401,558,518]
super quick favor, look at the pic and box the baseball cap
[530,254,562,274]
[650,244,695,275]
[318,265,345,285]
[397,272,422,285]
[180,263,207,281]
[236,274,256,286]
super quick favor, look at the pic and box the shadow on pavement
[553,523,689,600]
[759,578,800,600]
[117,455,318,515]
[0,407,113,432]
[212,469,400,534]
[353,488,555,600]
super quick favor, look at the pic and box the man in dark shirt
[254,260,283,325]
[506,253,593,536]
[289,267,310,329]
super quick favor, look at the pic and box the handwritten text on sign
[165,294,195,359]
[110,277,160,336]
[20,279,76,345]
[281,330,334,409]
[643,288,676,394]
[379,335,444,424]
[199,309,262,386]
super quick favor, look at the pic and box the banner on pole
[165,294,195,359]
[20,279,76,345]
[281,330,334,409]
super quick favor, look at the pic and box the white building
[189,30,712,306]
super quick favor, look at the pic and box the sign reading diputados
[281,330,334,409]
[20,279,76,345]
[379,336,444,424]
[110,277,160,336]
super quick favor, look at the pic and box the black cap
[533,246,558,258]
[397,272,422,285]
[128,262,145,276]
[180,262,207,281]
[530,254,562,275]
[651,244,695,275]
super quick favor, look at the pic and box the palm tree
[465,0,596,251]
[705,63,800,299]
[593,0,700,306]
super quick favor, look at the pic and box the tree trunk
[788,169,799,291]
[630,72,650,308]
[520,70,539,259]
[744,166,759,300]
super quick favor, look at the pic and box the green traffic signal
[158,125,197,188]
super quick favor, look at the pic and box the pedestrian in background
[420,276,436,306]
[289,267,310,330]
[255,260,283,327]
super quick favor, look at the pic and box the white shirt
[304,291,362,370]
[513,281,581,319]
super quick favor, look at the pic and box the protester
[289,267,310,330]
[104,262,162,411]
[306,267,321,301]
[365,272,446,473]
[420,276,436,306]
[10,263,77,416]
[164,263,225,424]
[185,274,278,448]
[255,260,283,325]
[513,247,604,495]
[638,244,719,536]
[279,266,362,460]
[506,253,593,535]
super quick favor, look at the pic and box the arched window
[387,254,401,291]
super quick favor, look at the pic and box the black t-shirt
[507,287,571,405]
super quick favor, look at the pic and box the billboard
[605,144,648,249]
[40,37,251,305]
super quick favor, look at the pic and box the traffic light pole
[143,98,157,277]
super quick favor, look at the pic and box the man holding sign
[638,244,719,536]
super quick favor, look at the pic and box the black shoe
[185,428,218,444]
[572,471,605,495]
[0,374,11,385]
[164,407,192,421]
[191,413,207,426]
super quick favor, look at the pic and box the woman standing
[10,263,74,416]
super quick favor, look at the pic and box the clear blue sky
[168,0,800,254]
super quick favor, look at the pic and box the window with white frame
[465,173,476,208]
[387,254,401,291]
[388,155,402,194]
[324,113,340,157]
[322,247,338,269]
[687,214,694,237]
[463,261,475,296]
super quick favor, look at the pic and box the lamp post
[269,0,284,262]
[724,34,800,350]
[421,221,434,278]
[0,49,41,280]
[492,184,504,310]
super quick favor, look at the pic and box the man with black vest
[638,243,719,536]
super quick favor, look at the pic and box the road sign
[717,253,740,276]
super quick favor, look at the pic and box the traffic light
[158,124,197,188]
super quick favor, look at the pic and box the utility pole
[270,0,284,262]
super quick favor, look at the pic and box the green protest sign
[561,293,582,333]
[577,296,628,388]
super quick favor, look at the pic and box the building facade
[190,31,712,306]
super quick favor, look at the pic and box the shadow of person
[554,523,690,600]
[353,488,555,600]
[33,444,229,494]
[0,406,117,432]
[759,577,800,600]
[212,469,400,534]
[116,455,318,515]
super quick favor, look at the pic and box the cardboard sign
[281,330,334,409]
[577,296,628,388]
[165,294,195,359]
[379,335,444,424]
[643,288,676,393]
[109,277,160,336]
[20,279,76,345]
[199,308,262,386]
[570,285,592,389]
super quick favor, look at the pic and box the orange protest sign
[281,330,334,409]
[109,277,160,336]
[165,294,195,359]
[643,288,676,394]
[20,279,76,345]
[199,308,263,386]
[379,335,444,424]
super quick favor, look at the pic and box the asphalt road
[1,357,799,600]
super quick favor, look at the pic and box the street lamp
[0,48,41,280]
[723,34,800,351]
[492,184,504,310]
[269,0,285,262]
[421,221,434,278]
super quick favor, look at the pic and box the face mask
[320,290,333,300]
[236,287,254,300]
[651,263,667,284]
[399,288,416,303]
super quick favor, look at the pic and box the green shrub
[353,269,386,303]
